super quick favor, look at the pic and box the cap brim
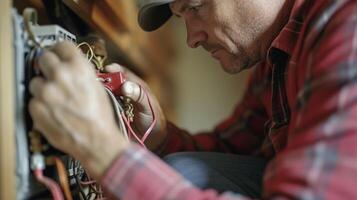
[138,1,173,32]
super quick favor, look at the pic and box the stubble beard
[222,46,261,74]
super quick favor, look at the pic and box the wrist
[79,126,130,180]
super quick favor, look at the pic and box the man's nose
[185,22,207,48]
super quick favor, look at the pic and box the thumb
[121,81,150,114]
[104,63,126,73]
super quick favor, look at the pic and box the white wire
[104,87,129,141]
[23,8,43,48]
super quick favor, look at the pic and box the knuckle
[69,56,92,73]
[40,84,56,102]
[52,67,69,82]
[55,41,75,52]
[123,81,145,103]
[39,50,51,62]
[122,82,136,96]
[39,51,57,67]
[28,100,46,129]
[28,99,39,115]
[53,41,79,62]
[105,63,125,73]
[29,78,40,96]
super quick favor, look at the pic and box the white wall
[169,19,250,133]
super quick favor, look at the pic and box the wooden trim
[62,0,94,27]
[63,0,158,75]
[0,0,16,199]
[63,0,176,77]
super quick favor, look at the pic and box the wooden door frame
[0,0,16,199]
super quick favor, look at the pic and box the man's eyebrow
[179,3,189,14]
[172,2,189,17]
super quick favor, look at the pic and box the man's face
[170,0,282,73]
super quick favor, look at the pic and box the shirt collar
[268,0,308,63]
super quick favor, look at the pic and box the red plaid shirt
[101,0,357,199]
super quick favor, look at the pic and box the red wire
[121,112,146,147]
[140,88,157,142]
[120,86,157,148]
[80,171,97,185]
[80,180,97,185]
[34,169,64,200]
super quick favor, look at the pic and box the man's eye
[188,5,201,12]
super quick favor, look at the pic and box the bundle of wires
[78,42,157,147]
[68,157,106,200]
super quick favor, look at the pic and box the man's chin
[219,59,250,74]
[222,55,263,74]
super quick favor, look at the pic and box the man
[29,0,357,199]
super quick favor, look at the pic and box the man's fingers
[29,99,48,131]
[51,41,82,63]
[29,99,60,143]
[29,77,45,98]
[50,42,97,78]
[38,50,62,80]
[30,77,65,103]
[121,81,143,102]
[104,63,126,73]
[121,81,154,114]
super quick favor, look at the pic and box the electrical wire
[24,21,65,197]
[80,171,105,200]
[29,132,64,200]
[139,85,157,142]
[54,157,73,200]
[77,42,95,63]
[77,41,108,71]
[23,8,106,200]
[76,39,158,146]
[69,157,105,200]
[77,41,107,71]
[92,54,107,71]
[23,8,43,48]
[23,13,156,197]
[119,85,157,148]
[69,158,86,199]
[34,169,64,200]
[103,76,157,147]
[105,87,129,141]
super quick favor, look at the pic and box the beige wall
[169,19,251,133]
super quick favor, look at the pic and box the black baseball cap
[137,0,175,32]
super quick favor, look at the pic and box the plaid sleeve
[264,2,357,199]
[156,67,270,157]
[101,144,250,200]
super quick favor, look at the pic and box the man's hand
[105,63,168,151]
[29,41,129,180]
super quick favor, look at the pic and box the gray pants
[164,152,268,198]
